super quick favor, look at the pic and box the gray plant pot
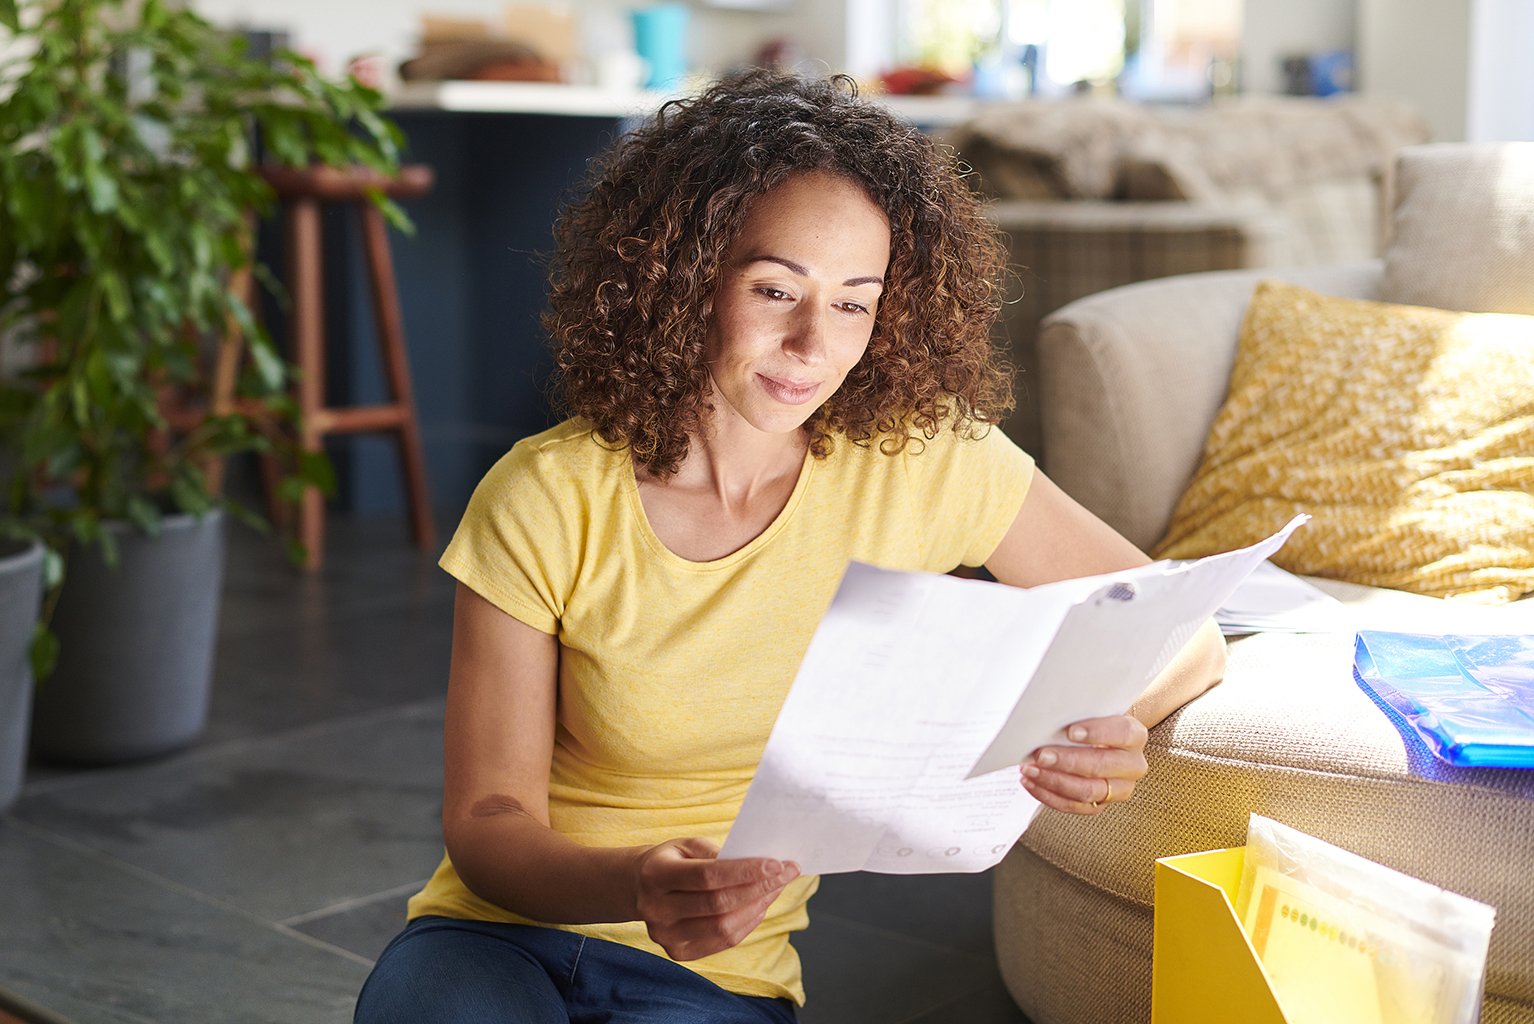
[0,540,44,810]
[31,509,226,765]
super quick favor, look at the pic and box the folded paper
[719,516,1307,875]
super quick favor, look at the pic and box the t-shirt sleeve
[438,440,580,634]
[903,425,1035,569]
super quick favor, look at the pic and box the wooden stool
[258,164,437,569]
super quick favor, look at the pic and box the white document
[1207,560,1351,635]
[719,516,1308,876]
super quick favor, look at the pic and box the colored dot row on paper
[1280,903,1368,954]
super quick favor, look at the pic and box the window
[898,0,1126,95]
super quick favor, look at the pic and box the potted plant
[0,0,409,763]
[0,537,43,807]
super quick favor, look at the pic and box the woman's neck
[667,413,807,508]
[633,408,810,562]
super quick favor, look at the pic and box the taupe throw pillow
[1382,143,1534,316]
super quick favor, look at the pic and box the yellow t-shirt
[410,418,1034,1004]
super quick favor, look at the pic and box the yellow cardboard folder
[1153,847,1289,1024]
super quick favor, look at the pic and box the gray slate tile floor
[0,514,1030,1024]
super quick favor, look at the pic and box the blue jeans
[354,916,799,1024]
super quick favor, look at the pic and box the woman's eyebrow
[745,255,884,288]
[745,254,810,276]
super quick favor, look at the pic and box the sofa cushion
[1383,143,1534,316]
[1153,280,1534,603]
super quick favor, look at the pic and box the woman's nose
[783,306,827,365]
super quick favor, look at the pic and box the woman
[355,71,1225,1023]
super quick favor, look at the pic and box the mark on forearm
[470,794,531,819]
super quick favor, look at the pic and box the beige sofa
[992,143,1534,1022]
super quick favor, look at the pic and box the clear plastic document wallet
[1235,815,1495,1024]
[1353,632,1534,769]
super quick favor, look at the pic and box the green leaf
[169,471,211,516]
[353,106,398,164]
[246,333,285,392]
[140,0,169,34]
[82,159,120,215]
[141,220,176,276]
[70,377,91,428]
[97,271,131,325]
[221,497,269,534]
[283,536,309,567]
[90,532,120,567]
[84,348,115,403]
[71,516,114,565]
[222,119,248,170]
[298,448,336,497]
[125,495,162,537]
[364,188,414,237]
[251,263,287,308]
[30,623,58,683]
[40,547,63,591]
[276,474,308,505]
[259,117,308,168]
[0,0,19,33]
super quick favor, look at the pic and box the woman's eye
[756,287,790,301]
[838,301,870,315]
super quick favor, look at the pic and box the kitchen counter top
[388,80,984,126]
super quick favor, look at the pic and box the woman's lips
[757,373,821,406]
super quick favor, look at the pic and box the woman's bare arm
[442,582,798,960]
[985,469,1226,813]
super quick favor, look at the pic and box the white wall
[1240,0,1354,95]
[192,0,478,76]
[1466,0,1534,142]
[1357,0,1473,142]
[1357,0,1534,144]
[844,0,899,77]
[774,0,846,76]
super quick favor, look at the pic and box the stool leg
[360,204,436,552]
[289,198,327,570]
[258,453,288,530]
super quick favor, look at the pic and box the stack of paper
[1210,560,1351,635]
[1211,563,1534,637]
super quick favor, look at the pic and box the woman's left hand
[1021,715,1148,815]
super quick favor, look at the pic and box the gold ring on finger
[1095,778,1112,808]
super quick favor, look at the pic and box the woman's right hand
[635,838,800,961]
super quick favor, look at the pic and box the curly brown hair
[544,69,1013,477]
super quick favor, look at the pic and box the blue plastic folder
[1354,631,1534,768]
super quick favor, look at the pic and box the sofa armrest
[1037,261,1384,552]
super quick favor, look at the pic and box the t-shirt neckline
[622,445,817,571]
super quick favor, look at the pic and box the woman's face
[703,170,891,438]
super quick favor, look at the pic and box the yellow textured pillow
[1154,280,1534,603]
